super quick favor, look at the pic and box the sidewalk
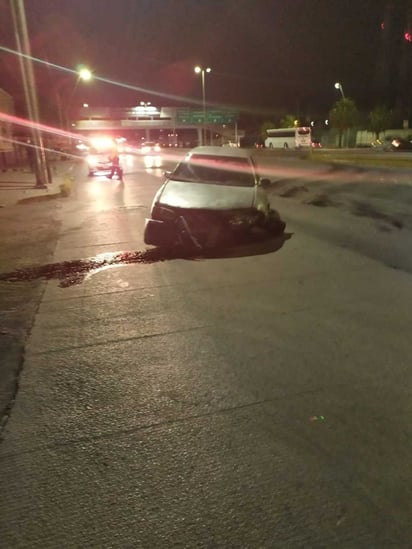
[0,161,75,207]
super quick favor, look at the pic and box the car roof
[186,146,252,159]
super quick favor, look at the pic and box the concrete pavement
[1,179,412,546]
[1,154,412,546]
[0,161,76,207]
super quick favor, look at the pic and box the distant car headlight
[87,156,98,167]
[144,155,162,168]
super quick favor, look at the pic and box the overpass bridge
[72,106,242,147]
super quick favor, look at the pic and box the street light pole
[334,82,345,100]
[195,66,211,145]
[65,67,93,135]
[140,101,153,139]
[334,82,347,147]
[53,67,92,149]
[10,0,50,187]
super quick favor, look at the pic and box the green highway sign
[207,110,238,124]
[176,108,238,125]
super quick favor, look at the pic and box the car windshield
[171,154,255,187]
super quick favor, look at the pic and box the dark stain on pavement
[0,233,291,288]
[0,249,188,288]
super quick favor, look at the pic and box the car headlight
[152,204,177,221]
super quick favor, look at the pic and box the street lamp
[334,82,345,100]
[194,65,211,145]
[55,67,93,130]
[78,67,92,82]
[137,101,157,139]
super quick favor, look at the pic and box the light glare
[79,68,92,81]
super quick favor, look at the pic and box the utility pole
[194,66,211,145]
[10,0,51,187]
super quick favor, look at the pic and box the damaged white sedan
[144,146,285,250]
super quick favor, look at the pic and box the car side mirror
[164,170,173,178]
[259,178,271,189]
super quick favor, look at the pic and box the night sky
[0,0,389,120]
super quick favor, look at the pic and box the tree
[260,120,276,141]
[280,114,297,128]
[329,98,358,147]
[368,105,393,140]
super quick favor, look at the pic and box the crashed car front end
[144,203,268,249]
[144,146,286,249]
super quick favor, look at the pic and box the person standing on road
[107,152,123,182]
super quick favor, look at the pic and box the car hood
[158,179,256,210]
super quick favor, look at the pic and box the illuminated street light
[79,67,92,81]
[55,67,93,131]
[194,66,211,145]
[137,101,157,139]
[135,102,158,119]
[334,82,345,100]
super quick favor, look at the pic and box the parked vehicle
[389,137,412,151]
[143,146,285,250]
[371,136,412,151]
[265,126,312,149]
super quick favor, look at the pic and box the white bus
[265,127,312,149]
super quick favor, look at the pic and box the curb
[17,192,63,205]
[14,173,74,206]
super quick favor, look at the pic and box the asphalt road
[0,150,411,547]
